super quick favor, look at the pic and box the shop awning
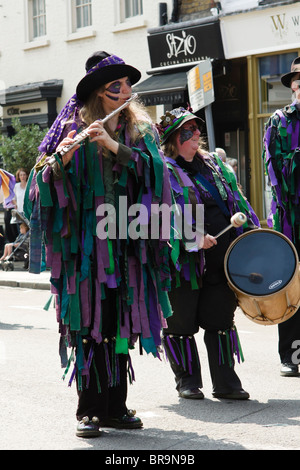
[133,71,188,106]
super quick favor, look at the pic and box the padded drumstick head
[230,212,247,228]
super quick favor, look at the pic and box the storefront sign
[187,60,214,112]
[2,101,47,119]
[220,3,300,58]
[148,21,224,69]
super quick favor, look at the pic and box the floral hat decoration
[158,107,203,145]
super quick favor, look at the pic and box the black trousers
[163,276,243,394]
[4,209,18,243]
[278,307,300,363]
[278,238,300,363]
[76,342,128,421]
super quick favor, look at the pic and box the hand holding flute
[46,93,137,168]
[55,121,115,167]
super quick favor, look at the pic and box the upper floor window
[75,0,92,29]
[30,0,47,39]
[121,0,143,22]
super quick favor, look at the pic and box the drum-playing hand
[202,234,217,249]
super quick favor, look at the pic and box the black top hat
[76,51,141,102]
[281,57,300,88]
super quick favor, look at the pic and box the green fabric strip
[36,168,53,207]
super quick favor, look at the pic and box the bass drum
[224,229,300,325]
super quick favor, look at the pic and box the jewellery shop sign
[147,21,224,69]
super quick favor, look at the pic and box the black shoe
[178,388,204,399]
[76,416,102,438]
[280,363,299,377]
[212,390,250,400]
[100,410,143,429]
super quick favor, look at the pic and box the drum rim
[224,228,299,299]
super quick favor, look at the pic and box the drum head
[226,230,297,296]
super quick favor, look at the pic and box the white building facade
[0,0,173,129]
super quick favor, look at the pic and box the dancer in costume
[158,107,259,400]
[263,56,300,377]
[24,51,172,437]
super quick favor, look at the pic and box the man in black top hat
[262,56,300,377]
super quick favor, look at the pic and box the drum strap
[193,172,230,218]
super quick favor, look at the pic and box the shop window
[258,52,298,219]
[259,52,297,114]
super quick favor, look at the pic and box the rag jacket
[166,152,260,288]
[263,101,300,244]
[24,112,173,386]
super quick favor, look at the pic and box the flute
[46,93,138,165]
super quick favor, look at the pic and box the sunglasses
[182,124,199,132]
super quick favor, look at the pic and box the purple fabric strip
[104,343,112,386]
[91,279,102,342]
[80,277,91,327]
[166,336,180,365]
[138,267,151,338]
[186,337,193,375]
[292,120,300,150]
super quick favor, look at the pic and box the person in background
[227,158,238,175]
[159,107,260,400]
[13,168,29,214]
[215,147,227,163]
[0,221,29,263]
[2,171,18,243]
[24,51,172,438]
[262,56,300,377]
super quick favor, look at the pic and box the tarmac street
[0,267,300,451]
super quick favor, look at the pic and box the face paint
[179,128,194,144]
[104,79,132,101]
[179,124,199,144]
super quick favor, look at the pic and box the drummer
[158,107,260,400]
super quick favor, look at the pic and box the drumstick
[230,272,264,284]
[215,212,247,239]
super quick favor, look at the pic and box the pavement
[1,263,300,452]
[0,262,51,290]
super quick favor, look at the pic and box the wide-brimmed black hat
[281,57,300,88]
[159,107,203,144]
[76,51,141,102]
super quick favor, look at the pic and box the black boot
[204,327,249,399]
[163,335,204,398]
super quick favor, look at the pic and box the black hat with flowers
[158,107,203,144]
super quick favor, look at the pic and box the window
[29,0,46,39]
[258,52,298,219]
[121,0,143,22]
[75,0,92,29]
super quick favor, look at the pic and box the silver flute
[46,93,138,164]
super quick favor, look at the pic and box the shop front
[133,15,227,148]
[0,79,63,135]
[134,15,253,201]
[220,1,300,220]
